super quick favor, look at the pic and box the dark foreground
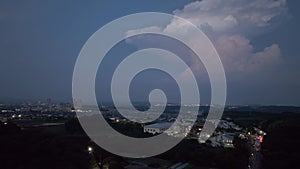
[1,111,300,169]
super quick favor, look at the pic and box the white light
[88,146,93,152]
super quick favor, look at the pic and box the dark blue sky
[0,0,299,105]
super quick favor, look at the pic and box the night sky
[0,0,299,106]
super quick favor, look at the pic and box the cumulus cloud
[174,0,288,35]
[126,0,288,74]
[174,0,287,73]
[215,35,281,72]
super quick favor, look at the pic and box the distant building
[220,133,235,148]
[218,120,242,131]
[144,122,172,134]
[208,133,235,148]
[188,122,204,138]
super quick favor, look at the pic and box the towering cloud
[172,0,288,73]
[127,0,288,74]
[174,0,288,34]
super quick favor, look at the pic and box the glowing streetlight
[88,146,93,153]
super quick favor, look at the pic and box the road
[249,151,262,169]
[248,130,265,169]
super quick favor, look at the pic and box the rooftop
[144,122,173,128]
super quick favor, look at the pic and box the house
[144,122,172,134]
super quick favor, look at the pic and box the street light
[88,146,93,153]
[87,145,103,169]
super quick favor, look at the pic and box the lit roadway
[249,151,262,169]
[249,129,265,169]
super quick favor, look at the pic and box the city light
[87,146,93,153]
